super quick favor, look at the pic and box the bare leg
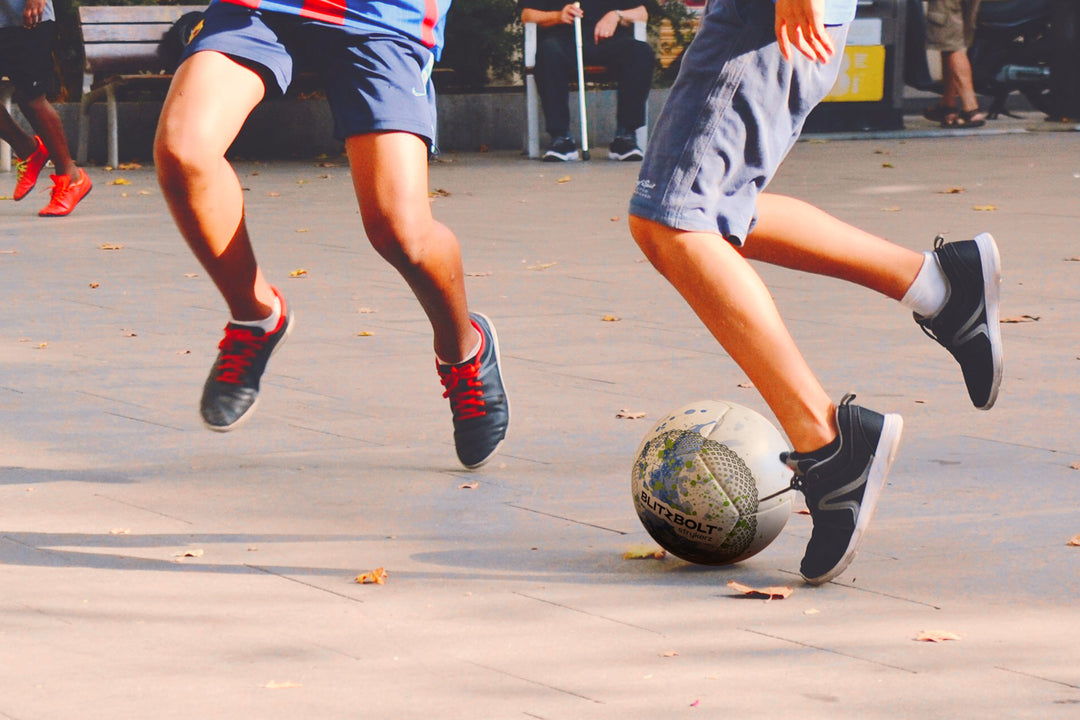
[630,214,836,452]
[346,132,477,364]
[0,105,37,159]
[746,193,925,300]
[19,94,78,177]
[154,51,273,321]
[942,49,985,121]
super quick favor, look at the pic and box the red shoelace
[214,326,267,384]
[439,355,487,420]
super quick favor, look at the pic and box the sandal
[922,104,956,123]
[944,109,987,128]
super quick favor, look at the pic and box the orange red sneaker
[13,136,50,201]
[39,168,92,217]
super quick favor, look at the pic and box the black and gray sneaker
[608,133,643,161]
[781,395,903,585]
[543,135,579,162]
[437,312,509,468]
[200,287,293,432]
[914,233,1003,410]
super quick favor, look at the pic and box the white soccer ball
[631,400,794,565]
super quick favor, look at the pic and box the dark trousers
[535,32,654,138]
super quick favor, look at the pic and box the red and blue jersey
[217,0,449,57]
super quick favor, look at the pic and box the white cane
[572,2,590,160]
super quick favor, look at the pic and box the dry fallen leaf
[355,567,388,585]
[109,528,130,535]
[610,216,620,222]
[1066,257,1080,262]
[940,186,966,194]
[89,282,100,289]
[973,204,997,212]
[121,329,137,337]
[623,545,666,560]
[294,228,309,233]
[99,243,123,250]
[660,650,678,658]
[118,162,142,170]
[727,580,793,599]
[458,481,480,490]
[914,630,961,643]
[616,409,646,419]
[737,382,754,389]
[556,175,572,184]
[267,191,280,197]
[527,262,557,271]
[184,273,198,278]
[1000,315,1040,323]
[289,268,308,278]
[263,681,302,690]
[881,206,901,212]
[429,188,450,198]
[109,177,131,186]
[1070,461,1080,471]
[1067,534,1080,546]
[357,307,377,314]
[602,315,621,322]
[356,331,374,337]
[466,271,492,277]
[174,548,204,558]
[881,162,894,168]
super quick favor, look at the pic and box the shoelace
[214,325,267,384]
[439,357,487,420]
[14,157,29,182]
[759,393,857,503]
[49,175,72,201]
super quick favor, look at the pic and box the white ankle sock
[231,295,281,333]
[437,329,482,367]
[901,252,949,318]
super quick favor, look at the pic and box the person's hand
[774,0,835,63]
[594,10,620,43]
[559,2,584,25]
[23,0,47,28]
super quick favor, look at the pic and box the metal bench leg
[77,96,91,165]
[106,84,118,169]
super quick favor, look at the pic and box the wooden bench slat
[82,24,175,45]
[79,5,205,24]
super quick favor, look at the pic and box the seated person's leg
[535,35,578,159]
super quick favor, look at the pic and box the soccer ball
[631,400,794,565]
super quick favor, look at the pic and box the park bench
[76,4,206,168]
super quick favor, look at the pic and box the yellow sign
[823,45,885,102]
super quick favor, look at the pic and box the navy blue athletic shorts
[182,2,438,149]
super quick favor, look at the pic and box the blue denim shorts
[183,2,438,147]
[628,0,848,245]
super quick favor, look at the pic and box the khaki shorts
[926,0,982,51]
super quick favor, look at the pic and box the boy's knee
[365,214,436,268]
[154,128,215,186]
[629,214,664,264]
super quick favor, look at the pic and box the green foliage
[439,0,521,89]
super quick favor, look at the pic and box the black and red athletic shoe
[200,287,293,432]
[437,312,509,468]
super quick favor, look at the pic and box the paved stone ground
[1,114,1078,719]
